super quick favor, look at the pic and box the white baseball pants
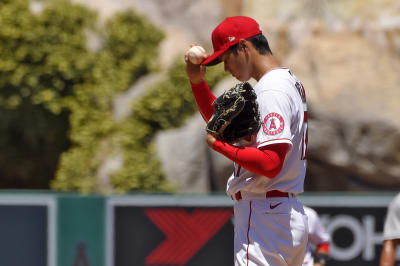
[233,194,308,266]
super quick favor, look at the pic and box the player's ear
[238,39,247,51]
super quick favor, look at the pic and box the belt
[232,190,294,201]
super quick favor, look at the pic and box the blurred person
[380,193,400,266]
[185,16,309,265]
[303,206,330,266]
[73,241,89,266]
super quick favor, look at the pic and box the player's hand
[206,133,217,147]
[184,44,207,84]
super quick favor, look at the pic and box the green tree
[112,59,226,193]
[51,7,165,193]
[0,0,97,188]
[0,0,226,193]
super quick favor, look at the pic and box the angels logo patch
[263,112,284,135]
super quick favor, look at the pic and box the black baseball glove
[206,82,261,144]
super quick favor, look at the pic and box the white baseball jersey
[226,68,308,196]
[383,193,400,240]
[229,68,309,266]
[303,206,330,266]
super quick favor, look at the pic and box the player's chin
[233,75,246,82]
[233,73,251,82]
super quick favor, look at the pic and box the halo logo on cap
[202,16,263,66]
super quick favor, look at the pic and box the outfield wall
[0,191,398,266]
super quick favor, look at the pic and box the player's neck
[252,54,281,81]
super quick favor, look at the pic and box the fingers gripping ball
[206,82,261,144]
[188,45,206,64]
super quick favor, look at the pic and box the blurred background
[0,0,400,265]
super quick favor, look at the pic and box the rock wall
[72,0,225,68]
[74,0,400,192]
[286,31,400,191]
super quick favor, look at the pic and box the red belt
[233,190,290,201]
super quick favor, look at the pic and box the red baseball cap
[202,16,262,66]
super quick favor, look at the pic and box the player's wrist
[210,138,226,150]
[206,133,217,147]
[190,78,205,85]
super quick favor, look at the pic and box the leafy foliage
[112,59,226,193]
[0,0,96,188]
[52,6,165,193]
[0,0,226,193]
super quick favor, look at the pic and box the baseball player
[303,206,330,266]
[185,16,309,265]
[380,193,400,266]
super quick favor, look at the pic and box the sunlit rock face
[286,31,400,191]
[77,0,400,192]
[72,0,225,69]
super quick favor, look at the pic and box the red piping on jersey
[303,110,308,122]
[246,200,253,266]
[190,80,216,122]
[258,138,292,146]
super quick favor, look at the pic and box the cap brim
[202,48,227,66]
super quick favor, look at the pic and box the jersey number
[301,111,308,160]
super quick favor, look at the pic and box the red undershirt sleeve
[211,140,290,178]
[191,80,216,122]
[192,80,289,178]
[316,243,330,254]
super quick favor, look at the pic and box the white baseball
[187,45,206,64]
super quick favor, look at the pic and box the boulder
[155,77,240,193]
[72,0,225,68]
[155,114,211,193]
[286,31,400,190]
[73,0,400,192]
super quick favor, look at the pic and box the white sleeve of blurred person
[380,193,400,266]
[303,206,330,266]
